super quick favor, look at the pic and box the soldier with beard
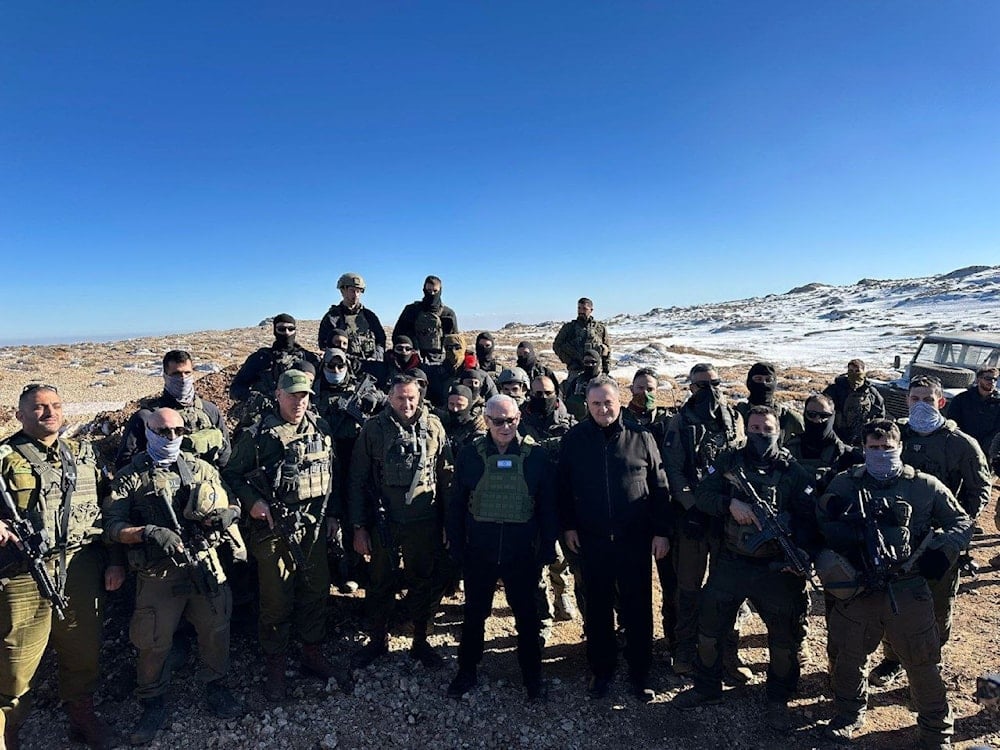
[437,385,487,455]
[562,349,602,422]
[229,314,321,430]
[360,335,424,393]
[515,341,560,390]
[318,273,387,363]
[553,298,611,379]
[117,350,231,469]
[822,359,886,447]
[736,362,804,444]
[672,406,819,733]
[946,366,1000,458]
[474,333,503,378]
[393,275,460,365]
[869,374,989,689]
[660,363,747,677]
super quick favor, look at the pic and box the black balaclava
[582,349,602,379]
[516,341,536,370]
[409,367,429,400]
[475,333,496,367]
[802,403,835,451]
[746,362,777,406]
[422,288,442,311]
[392,335,414,368]
[529,390,558,417]
[746,432,781,463]
[446,384,474,426]
[273,313,297,350]
[690,382,722,420]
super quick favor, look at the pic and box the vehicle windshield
[914,341,1000,370]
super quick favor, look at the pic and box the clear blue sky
[2,2,998,344]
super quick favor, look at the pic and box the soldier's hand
[353,527,372,561]
[651,535,670,560]
[250,501,274,530]
[104,565,126,592]
[326,517,340,541]
[0,521,22,549]
[729,498,760,528]
[564,529,581,554]
[144,526,184,556]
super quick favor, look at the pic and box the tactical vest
[342,308,377,359]
[414,309,444,352]
[468,437,536,523]
[722,452,794,558]
[380,413,435,496]
[254,412,334,503]
[262,349,303,393]
[6,438,102,552]
[842,466,916,565]
[683,412,740,482]
[574,320,603,355]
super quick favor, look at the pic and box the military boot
[264,654,287,701]
[300,644,337,681]
[65,694,116,749]
[205,680,242,719]
[129,696,167,746]
[825,711,866,744]
[409,637,444,671]
[351,631,389,670]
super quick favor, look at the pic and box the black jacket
[229,344,321,401]
[945,386,1000,454]
[393,301,459,354]
[317,303,386,355]
[556,415,671,540]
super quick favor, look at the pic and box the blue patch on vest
[496,459,513,469]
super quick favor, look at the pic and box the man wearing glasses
[660,363,746,679]
[445,394,557,701]
[557,375,670,702]
[116,349,231,469]
[0,383,120,749]
[360,335,424,393]
[945,365,1000,462]
[107,407,242,743]
[318,273,387,363]
[229,314,321,430]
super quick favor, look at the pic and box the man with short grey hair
[557,375,670,702]
[446,394,557,700]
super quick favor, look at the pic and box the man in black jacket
[318,272,386,363]
[392,275,459,364]
[446,394,557,701]
[822,359,886,446]
[557,375,671,702]
[946,366,1000,459]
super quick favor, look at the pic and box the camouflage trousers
[0,544,105,735]
[130,570,231,698]
[828,577,952,746]
[250,524,330,655]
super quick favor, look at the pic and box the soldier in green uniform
[672,406,819,732]
[318,272,387,363]
[0,383,120,750]
[735,362,805,445]
[552,297,611,378]
[660,363,746,676]
[223,370,341,700]
[869,375,991,687]
[816,419,971,748]
[105,407,242,744]
[561,350,602,422]
[349,375,453,670]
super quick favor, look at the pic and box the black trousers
[457,544,542,684]
[579,532,653,681]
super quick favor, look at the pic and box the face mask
[475,343,494,364]
[847,372,865,388]
[324,369,347,385]
[642,392,656,411]
[747,432,780,462]
[274,331,296,350]
[145,427,182,466]
[908,400,945,434]
[747,380,775,406]
[164,373,195,405]
[583,363,600,378]
[865,446,903,481]
[803,415,834,442]
[423,290,442,309]
[529,393,557,416]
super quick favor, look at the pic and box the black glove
[206,507,240,530]
[359,391,381,414]
[144,526,184,557]
[681,508,711,541]
[917,547,952,581]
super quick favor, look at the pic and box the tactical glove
[144,526,184,557]
[206,507,240,530]
[916,547,952,581]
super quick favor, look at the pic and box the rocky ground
[2,323,999,749]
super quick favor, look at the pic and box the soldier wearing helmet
[318,272,387,363]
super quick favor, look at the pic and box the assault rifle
[329,374,381,432]
[159,489,220,606]
[0,446,69,620]
[854,488,901,613]
[723,466,819,590]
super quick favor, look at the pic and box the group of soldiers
[0,271,997,750]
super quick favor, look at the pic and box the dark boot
[129,696,167,746]
[301,644,353,692]
[205,680,242,719]
[264,654,287,701]
[351,631,389,670]
[66,694,116,750]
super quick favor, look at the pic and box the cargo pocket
[129,607,158,651]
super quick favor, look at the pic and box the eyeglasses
[980,375,998,382]
[153,426,189,438]
[394,345,413,353]
[275,325,296,334]
[805,410,834,421]
[487,416,518,427]
[21,383,59,395]
[692,379,721,389]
